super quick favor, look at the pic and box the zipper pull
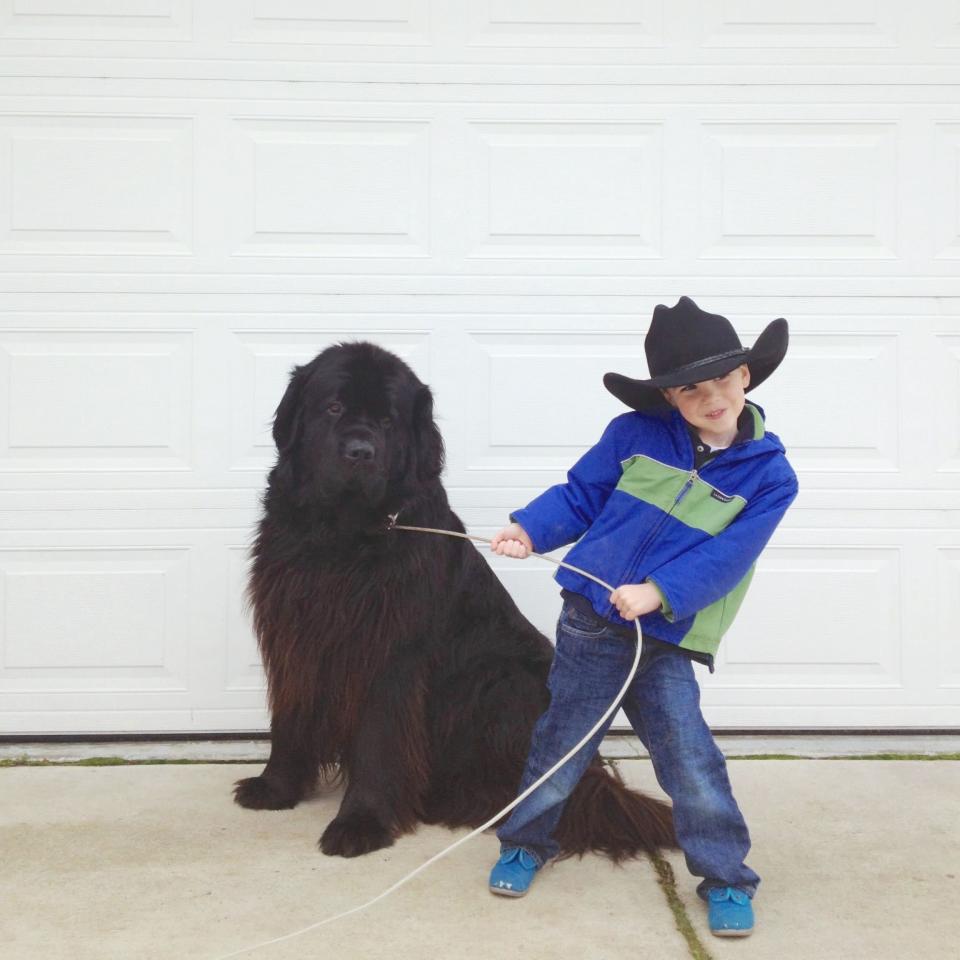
[673,469,697,506]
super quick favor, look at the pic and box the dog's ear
[414,385,444,483]
[272,364,308,452]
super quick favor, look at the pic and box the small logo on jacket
[710,489,735,503]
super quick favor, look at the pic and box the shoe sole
[711,929,753,938]
[489,885,529,898]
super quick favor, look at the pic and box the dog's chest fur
[249,522,438,754]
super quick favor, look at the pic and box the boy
[487,296,798,938]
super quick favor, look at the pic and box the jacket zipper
[606,467,698,620]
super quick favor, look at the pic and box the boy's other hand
[609,583,663,621]
[490,523,533,559]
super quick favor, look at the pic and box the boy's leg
[495,601,636,866]
[622,641,759,899]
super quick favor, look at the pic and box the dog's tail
[553,760,676,862]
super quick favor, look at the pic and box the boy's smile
[661,365,750,449]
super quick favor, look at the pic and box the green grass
[2,752,958,769]
[651,853,714,960]
[0,756,253,768]
[727,753,960,762]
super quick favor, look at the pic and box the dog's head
[268,342,444,516]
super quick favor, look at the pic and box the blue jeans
[496,599,760,899]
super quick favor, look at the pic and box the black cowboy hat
[603,296,789,412]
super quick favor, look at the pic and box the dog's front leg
[319,651,429,857]
[234,710,319,810]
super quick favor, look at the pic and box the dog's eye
[380,417,392,429]
[327,402,343,415]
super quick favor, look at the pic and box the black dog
[234,341,675,859]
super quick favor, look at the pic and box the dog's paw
[319,811,394,857]
[233,775,299,810]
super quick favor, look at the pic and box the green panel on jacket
[677,564,757,657]
[616,455,748,535]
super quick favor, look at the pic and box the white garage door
[2,1,959,734]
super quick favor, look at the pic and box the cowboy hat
[603,296,788,412]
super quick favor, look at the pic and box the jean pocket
[561,602,609,639]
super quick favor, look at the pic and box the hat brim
[604,317,788,412]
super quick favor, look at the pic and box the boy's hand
[490,523,533,559]
[609,583,663,621]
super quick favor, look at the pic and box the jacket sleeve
[510,417,626,554]
[646,470,798,622]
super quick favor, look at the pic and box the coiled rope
[212,524,643,960]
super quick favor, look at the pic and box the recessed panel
[700,122,897,259]
[463,332,643,471]
[934,124,960,259]
[935,335,960,472]
[702,0,896,46]
[468,122,662,259]
[0,548,189,690]
[0,116,193,254]
[0,330,193,471]
[936,548,960,688]
[716,546,902,685]
[468,0,663,47]
[0,0,191,39]
[231,0,430,44]
[935,2,960,47]
[230,119,430,258]
[762,332,899,472]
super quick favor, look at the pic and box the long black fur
[234,341,676,859]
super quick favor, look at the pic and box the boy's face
[660,364,750,446]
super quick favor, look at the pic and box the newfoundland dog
[234,341,675,860]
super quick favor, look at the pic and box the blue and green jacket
[511,402,798,663]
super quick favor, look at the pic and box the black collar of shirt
[688,407,754,470]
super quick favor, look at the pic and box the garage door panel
[467,0,663,50]
[0,530,266,734]
[936,547,960,690]
[770,331,900,474]
[697,0,899,50]
[934,333,960,475]
[0,545,191,694]
[0,307,951,489]
[465,121,662,260]
[0,0,193,43]
[229,0,432,48]
[4,0,956,65]
[227,117,432,260]
[715,544,903,686]
[0,98,957,278]
[0,113,193,256]
[0,327,194,473]
[0,6,958,732]
[446,327,638,482]
[697,121,898,260]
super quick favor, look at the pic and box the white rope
[211,526,642,960]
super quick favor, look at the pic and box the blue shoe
[488,847,541,897]
[707,886,754,937]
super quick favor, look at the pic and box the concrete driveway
[1,746,958,960]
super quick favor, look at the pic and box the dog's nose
[343,438,375,463]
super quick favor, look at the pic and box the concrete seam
[650,852,715,960]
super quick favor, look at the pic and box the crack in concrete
[651,853,715,960]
